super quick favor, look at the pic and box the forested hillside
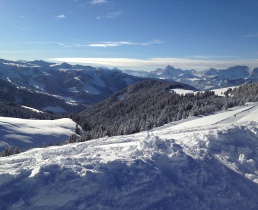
[0,100,59,120]
[77,81,258,141]
[0,78,87,114]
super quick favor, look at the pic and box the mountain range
[1,58,258,114]
[0,59,144,113]
[1,59,258,209]
[123,65,258,90]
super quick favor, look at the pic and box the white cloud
[88,41,137,47]
[106,11,122,19]
[56,14,66,19]
[58,43,71,48]
[90,0,107,5]
[49,57,258,71]
[56,40,162,48]
[87,40,163,47]
[185,55,239,59]
[243,33,258,38]
[149,39,163,44]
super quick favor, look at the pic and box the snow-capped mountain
[249,67,258,80]
[215,65,250,80]
[0,59,144,106]
[152,65,185,77]
[1,103,258,209]
[124,65,258,90]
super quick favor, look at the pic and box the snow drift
[1,104,258,209]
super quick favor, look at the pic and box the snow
[168,105,254,129]
[52,95,78,106]
[42,106,67,114]
[124,77,133,85]
[29,79,45,91]
[117,94,125,100]
[171,88,195,95]
[211,86,237,97]
[172,86,237,97]
[83,85,100,95]
[0,118,77,151]
[1,103,258,209]
[6,77,12,83]
[185,78,200,82]
[21,106,44,113]
[68,87,79,93]
[92,76,107,88]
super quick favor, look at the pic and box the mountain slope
[0,59,144,106]
[0,117,79,152]
[0,78,86,114]
[1,103,258,209]
[77,80,201,139]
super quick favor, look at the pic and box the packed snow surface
[1,104,258,209]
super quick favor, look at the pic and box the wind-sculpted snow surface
[1,105,258,209]
[0,118,78,152]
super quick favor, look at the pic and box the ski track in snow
[1,104,258,209]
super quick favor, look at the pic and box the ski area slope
[172,86,237,97]
[0,117,78,152]
[1,104,258,209]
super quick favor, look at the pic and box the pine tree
[14,146,20,154]
[3,146,13,156]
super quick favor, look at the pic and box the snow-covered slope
[172,86,237,96]
[0,118,78,151]
[1,104,258,209]
[0,59,144,106]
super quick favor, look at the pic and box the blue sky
[1,0,258,71]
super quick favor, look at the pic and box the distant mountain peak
[51,62,72,69]
[152,65,183,77]
[164,65,176,70]
[28,60,54,67]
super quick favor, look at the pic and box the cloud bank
[49,57,258,71]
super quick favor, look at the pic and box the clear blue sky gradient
[1,0,258,70]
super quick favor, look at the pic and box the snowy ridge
[1,104,258,209]
[124,65,258,90]
[0,59,144,106]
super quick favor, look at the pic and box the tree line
[72,81,220,140]
[0,100,60,119]
[3,80,258,155]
